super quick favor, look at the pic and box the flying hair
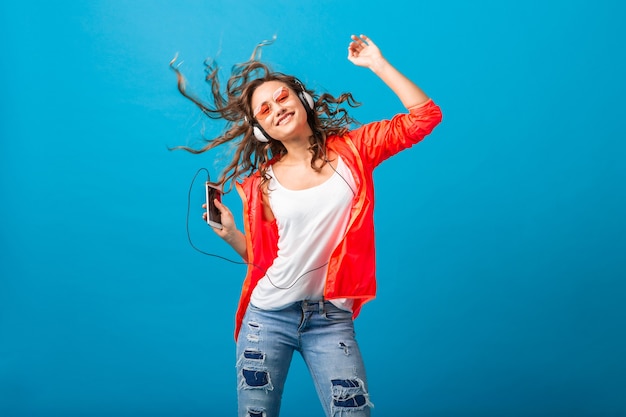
[169,36,361,193]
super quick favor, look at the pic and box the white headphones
[250,79,315,143]
[251,124,272,143]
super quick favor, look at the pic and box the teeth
[278,113,292,126]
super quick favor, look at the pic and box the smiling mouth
[276,112,294,126]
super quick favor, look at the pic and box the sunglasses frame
[253,86,291,121]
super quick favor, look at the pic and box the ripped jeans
[236,300,372,417]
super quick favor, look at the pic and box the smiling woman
[170,34,442,417]
[169,43,360,193]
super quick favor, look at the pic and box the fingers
[349,34,371,48]
[200,198,238,239]
[348,34,375,60]
[202,199,233,224]
[203,198,229,214]
[214,198,231,216]
[352,34,369,43]
[348,34,362,53]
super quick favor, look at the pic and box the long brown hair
[170,39,360,192]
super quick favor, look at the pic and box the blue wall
[1,1,624,416]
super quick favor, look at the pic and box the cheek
[258,116,274,130]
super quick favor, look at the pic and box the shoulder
[239,171,262,193]
[327,133,356,156]
[327,133,363,168]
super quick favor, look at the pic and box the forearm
[222,229,248,261]
[348,35,431,109]
[370,58,430,109]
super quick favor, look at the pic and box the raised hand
[347,34,384,70]
[347,33,429,108]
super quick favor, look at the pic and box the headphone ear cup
[300,91,314,112]
[294,78,314,113]
[253,125,269,142]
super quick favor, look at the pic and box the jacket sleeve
[347,99,442,169]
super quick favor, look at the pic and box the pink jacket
[234,100,442,340]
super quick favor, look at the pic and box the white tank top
[250,156,356,312]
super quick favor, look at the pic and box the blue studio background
[1,1,625,416]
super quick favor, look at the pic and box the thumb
[214,198,229,213]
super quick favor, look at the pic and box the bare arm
[347,34,430,109]
[203,199,248,261]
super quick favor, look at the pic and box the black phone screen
[206,184,222,227]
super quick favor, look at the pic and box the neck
[281,147,312,165]
[279,134,314,161]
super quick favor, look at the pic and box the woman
[172,34,442,417]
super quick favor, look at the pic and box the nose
[273,104,288,120]
[275,103,287,114]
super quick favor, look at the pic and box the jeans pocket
[323,304,353,322]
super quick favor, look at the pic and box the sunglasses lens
[253,87,291,121]
[254,103,271,120]
[274,87,289,103]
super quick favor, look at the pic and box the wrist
[223,229,243,244]
[369,56,389,75]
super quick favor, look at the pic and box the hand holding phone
[205,182,223,230]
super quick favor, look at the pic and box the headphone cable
[185,168,336,290]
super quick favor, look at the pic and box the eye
[254,103,271,119]
[274,87,290,103]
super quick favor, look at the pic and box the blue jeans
[236,300,372,417]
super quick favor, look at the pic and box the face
[250,80,311,142]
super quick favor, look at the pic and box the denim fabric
[236,300,372,417]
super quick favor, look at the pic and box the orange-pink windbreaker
[233,100,442,340]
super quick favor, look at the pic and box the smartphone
[205,182,223,230]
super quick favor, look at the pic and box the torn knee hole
[239,348,273,390]
[331,379,369,408]
[246,408,265,417]
[243,350,264,361]
[242,368,271,388]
